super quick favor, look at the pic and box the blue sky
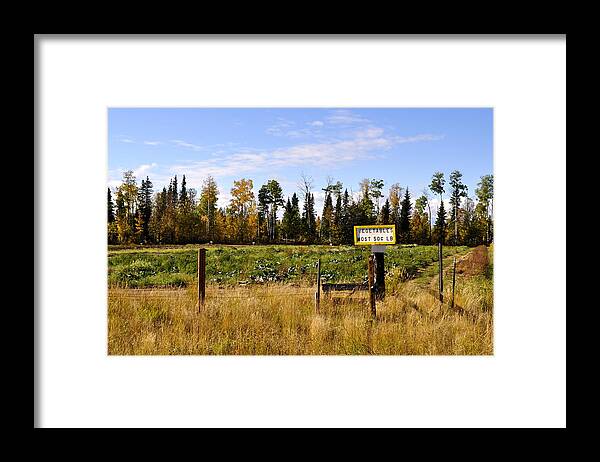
[108,108,492,214]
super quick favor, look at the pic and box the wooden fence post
[451,255,456,309]
[197,247,206,311]
[368,254,376,319]
[315,258,321,313]
[438,242,443,303]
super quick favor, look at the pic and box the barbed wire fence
[108,247,472,319]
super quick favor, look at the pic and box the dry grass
[108,274,493,355]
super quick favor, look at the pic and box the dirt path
[455,245,489,276]
[389,245,488,293]
[422,245,489,290]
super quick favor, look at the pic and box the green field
[108,244,470,288]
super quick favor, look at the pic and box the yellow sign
[353,225,396,245]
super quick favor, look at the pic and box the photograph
[37,35,566,428]
[107,107,494,355]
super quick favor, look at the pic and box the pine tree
[107,188,115,223]
[380,199,391,225]
[339,189,350,244]
[290,193,301,241]
[257,184,270,242]
[107,187,117,244]
[135,177,153,244]
[302,192,316,242]
[448,170,468,246]
[172,175,178,208]
[179,174,188,206]
[433,200,446,244]
[475,174,494,245]
[308,193,316,239]
[281,197,293,240]
[399,188,412,243]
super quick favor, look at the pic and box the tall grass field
[108,244,493,355]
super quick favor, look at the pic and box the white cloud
[307,120,324,127]
[355,127,384,139]
[395,134,445,143]
[120,138,134,143]
[168,128,443,186]
[170,139,205,151]
[265,118,296,136]
[325,109,370,126]
[143,140,161,146]
[107,163,160,189]
[133,163,158,178]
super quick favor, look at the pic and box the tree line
[108,170,493,246]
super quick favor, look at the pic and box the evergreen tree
[179,174,188,206]
[421,189,433,243]
[136,177,153,243]
[448,170,468,245]
[172,175,178,208]
[177,175,196,243]
[399,187,412,243]
[380,199,391,225]
[107,188,115,223]
[475,174,494,244]
[433,200,446,244]
[308,193,316,238]
[290,193,301,240]
[281,198,294,240]
[257,185,270,242]
[302,192,317,242]
[340,189,355,245]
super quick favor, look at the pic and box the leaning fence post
[315,258,321,313]
[451,255,456,309]
[438,242,444,303]
[368,254,376,319]
[197,247,206,311]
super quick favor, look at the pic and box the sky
[108,108,493,215]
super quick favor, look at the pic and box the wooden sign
[353,225,396,245]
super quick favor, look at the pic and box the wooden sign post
[354,225,396,301]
